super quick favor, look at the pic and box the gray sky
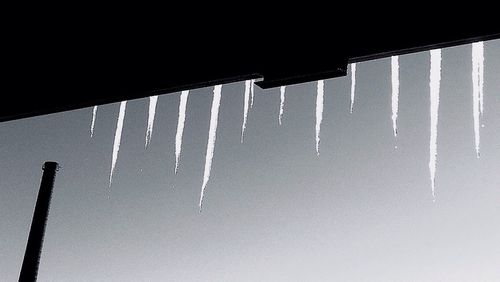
[1,39,499,282]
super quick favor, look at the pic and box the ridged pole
[19,162,59,282]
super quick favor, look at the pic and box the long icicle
[145,95,158,148]
[241,80,251,142]
[472,41,485,158]
[316,80,324,156]
[90,106,98,137]
[109,101,127,188]
[200,85,222,210]
[391,56,400,138]
[279,86,286,125]
[429,49,441,201]
[478,42,485,116]
[350,63,356,113]
[472,43,480,158]
[175,90,189,174]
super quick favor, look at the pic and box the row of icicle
[88,42,486,208]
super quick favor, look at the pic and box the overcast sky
[1,39,499,282]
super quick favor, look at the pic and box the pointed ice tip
[145,133,152,149]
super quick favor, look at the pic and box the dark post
[19,161,59,282]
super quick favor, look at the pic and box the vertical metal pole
[19,162,59,282]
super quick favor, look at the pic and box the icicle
[175,90,189,174]
[350,63,356,113]
[250,79,255,108]
[241,80,251,142]
[279,86,286,125]
[429,49,441,201]
[316,80,324,156]
[472,42,484,158]
[145,95,158,148]
[472,43,480,158]
[478,42,485,116]
[391,56,399,138]
[199,85,222,210]
[109,101,127,188]
[90,106,98,138]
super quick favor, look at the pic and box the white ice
[200,85,222,210]
[350,63,356,113]
[429,49,441,200]
[145,95,158,148]
[391,56,399,138]
[90,106,98,138]
[175,90,189,174]
[477,42,485,115]
[472,42,484,158]
[241,80,251,142]
[109,101,127,188]
[279,86,286,125]
[316,80,324,156]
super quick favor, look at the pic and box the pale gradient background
[1,39,499,281]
